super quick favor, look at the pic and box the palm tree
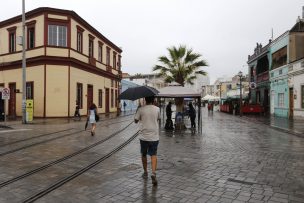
[153,45,208,122]
[153,45,208,86]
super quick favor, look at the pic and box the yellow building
[0,7,122,118]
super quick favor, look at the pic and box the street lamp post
[22,0,27,124]
[238,71,243,117]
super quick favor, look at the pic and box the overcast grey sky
[1,0,303,83]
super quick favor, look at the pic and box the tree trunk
[175,98,184,113]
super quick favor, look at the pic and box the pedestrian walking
[123,101,127,111]
[188,102,196,128]
[74,101,81,120]
[166,102,172,120]
[165,102,174,130]
[88,103,98,136]
[134,96,160,186]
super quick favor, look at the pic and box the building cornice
[0,55,121,81]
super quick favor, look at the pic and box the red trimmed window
[118,55,121,71]
[26,21,36,49]
[106,47,111,66]
[48,25,67,47]
[27,27,35,49]
[77,31,83,52]
[7,27,17,53]
[76,26,84,53]
[98,89,103,108]
[113,52,117,69]
[98,42,103,62]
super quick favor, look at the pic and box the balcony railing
[256,71,269,83]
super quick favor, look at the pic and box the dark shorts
[140,140,159,156]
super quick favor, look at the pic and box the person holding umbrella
[134,96,160,186]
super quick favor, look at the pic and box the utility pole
[22,0,27,124]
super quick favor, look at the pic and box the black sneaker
[151,173,158,186]
[142,172,148,179]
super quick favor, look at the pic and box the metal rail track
[0,118,132,157]
[0,113,135,148]
[0,128,75,148]
[0,121,134,189]
[23,130,139,203]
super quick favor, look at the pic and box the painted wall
[288,59,304,119]
[0,65,45,117]
[0,15,44,55]
[46,65,69,117]
[269,32,289,118]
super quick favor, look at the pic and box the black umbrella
[118,86,159,101]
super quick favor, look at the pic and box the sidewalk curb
[0,124,13,129]
[242,116,304,138]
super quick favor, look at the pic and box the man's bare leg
[151,155,158,185]
[142,156,148,178]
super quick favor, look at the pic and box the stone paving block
[248,198,265,203]
[273,192,289,199]
[269,196,289,203]
[218,197,234,203]
[232,200,246,203]
[236,195,251,201]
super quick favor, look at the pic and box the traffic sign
[2,88,10,100]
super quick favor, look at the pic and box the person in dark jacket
[188,102,196,128]
[166,102,172,120]
[165,102,174,130]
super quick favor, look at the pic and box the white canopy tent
[157,85,201,98]
[202,94,220,101]
[155,84,202,132]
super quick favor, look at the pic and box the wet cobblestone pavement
[0,110,304,203]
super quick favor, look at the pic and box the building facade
[269,31,289,118]
[120,79,139,112]
[247,42,271,114]
[288,19,304,119]
[0,7,122,118]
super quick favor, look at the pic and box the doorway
[289,88,294,119]
[0,84,4,121]
[105,88,110,113]
[264,89,269,113]
[271,90,275,114]
[8,83,16,119]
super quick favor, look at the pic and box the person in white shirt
[134,96,160,186]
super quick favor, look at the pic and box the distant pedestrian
[188,102,196,128]
[165,102,174,130]
[123,101,127,111]
[88,103,98,136]
[74,101,81,120]
[166,102,172,120]
[134,96,160,186]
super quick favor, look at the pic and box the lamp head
[238,71,243,77]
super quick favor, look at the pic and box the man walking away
[123,101,127,111]
[188,102,196,128]
[165,102,174,130]
[134,96,160,186]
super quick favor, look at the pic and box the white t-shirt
[135,104,160,141]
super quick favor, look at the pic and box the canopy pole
[198,97,202,134]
